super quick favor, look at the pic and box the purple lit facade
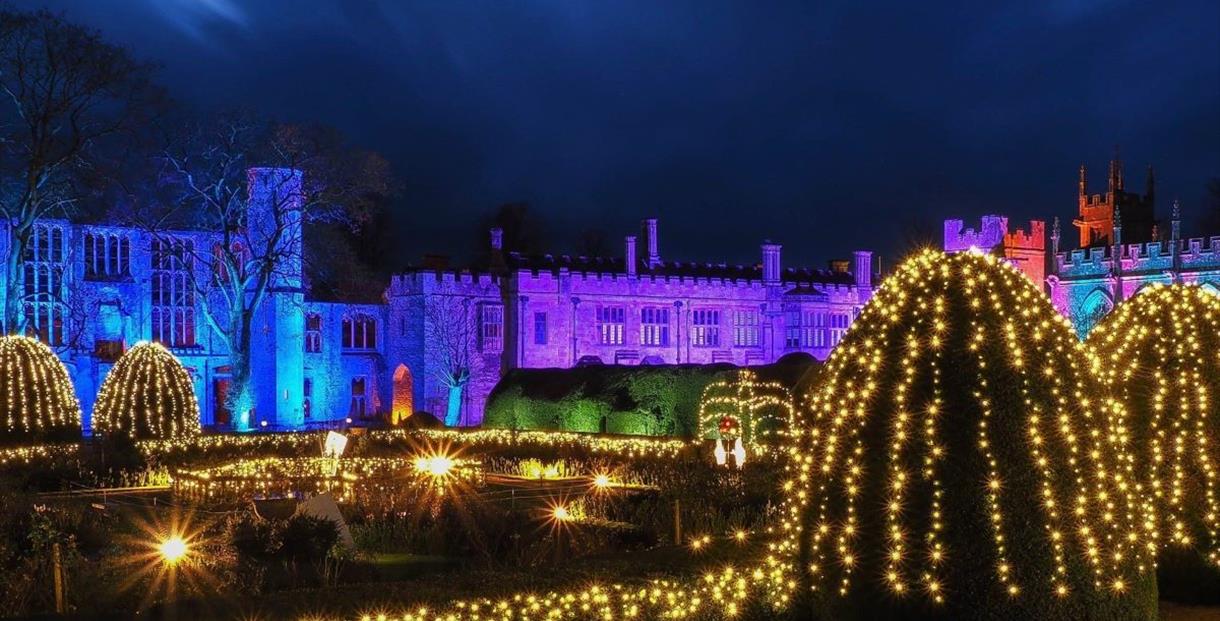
[389,220,875,425]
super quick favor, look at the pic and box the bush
[1088,283,1220,603]
[92,341,201,440]
[483,358,817,437]
[781,251,1156,620]
[0,335,82,444]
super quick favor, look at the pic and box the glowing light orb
[158,535,188,565]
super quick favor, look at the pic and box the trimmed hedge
[482,355,817,437]
[0,335,82,445]
[781,250,1156,620]
[93,341,201,440]
[1088,283,1220,604]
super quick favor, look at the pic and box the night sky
[17,0,1220,270]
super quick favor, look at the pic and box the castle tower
[247,167,305,430]
[1073,153,1156,248]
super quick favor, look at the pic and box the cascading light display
[697,369,795,446]
[768,249,1154,619]
[0,335,81,443]
[1088,283,1220,572]
[93,341,201,440]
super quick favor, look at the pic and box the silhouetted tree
[0,7,160,333]
[576,227,611,257]
[132,113,393,426]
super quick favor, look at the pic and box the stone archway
[391,364,414,425]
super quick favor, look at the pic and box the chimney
[642,218,660,268]
[761,242,781,284]
[853,251,873,290]
[1078,164,1087,198]
[489,227,505,271]
[625,236,637,277]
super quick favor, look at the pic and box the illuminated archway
[391,364,413,425]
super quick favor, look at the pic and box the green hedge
[482,355,817,438]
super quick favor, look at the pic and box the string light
[92,341,201,440]
[0,335,81,443]
[1088,283,1220,570]
[771,249,1151,612]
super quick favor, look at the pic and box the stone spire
[1171,199,1182,283]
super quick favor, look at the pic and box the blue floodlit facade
[0,168,880,431]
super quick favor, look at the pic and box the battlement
[1004,220,1045,251]
[1056,236,1220,273]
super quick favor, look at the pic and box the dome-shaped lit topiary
[770,250,1155,620]
[93,341,200,440]
[0,335,82,444]
[1088,283,1220,602]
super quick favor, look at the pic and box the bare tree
[0,8,157,332]
[129,114,392,425]
[424,295,477,426]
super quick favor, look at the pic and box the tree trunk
[226,310,256,430]
[444,384,464,427]
[3,240,23,334]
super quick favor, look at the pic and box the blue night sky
[18,0,1220,269]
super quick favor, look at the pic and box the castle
[945,153,1220,337]
[1,169,876,430]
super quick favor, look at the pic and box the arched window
[23,224,67,346]
[342,314,377,350]
[1077,288,1114,338]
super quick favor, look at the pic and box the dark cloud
[18,0,1220,268]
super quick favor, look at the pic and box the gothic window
[342,314,377,350]
[350,376,367,418]
[732,310,759,347]
[534,311,548,345]
[305,313,322,353]
[83,231,131,280]
[640,307,669,346]
[24,224,68,346]
[211,241,248,284]
[691,309,720,347]
[480,304,504,352]
[151,237,196,347]
[596,306,625,345]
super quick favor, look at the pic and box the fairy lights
[771,249,1151,615]
[0,335,81,443]
[1088,283,1220,571]
[93,341,200,440]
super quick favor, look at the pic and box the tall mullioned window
[691,309,720,347]
[596,306,626,345]
[342,314,377,350]
[534,311,547,345]
[480,304,504,352]
[305,313,322,353]
[151,237,196,347]
[23,223,67,346]
[732,310,759,347]
[784,309,801,349]
[640,307,669,346]
[83,230,131,280]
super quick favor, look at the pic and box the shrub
[0,335,81,444]
[1088,283,1220,603]
[483,359,817,437]
[779,250,1156,620]
[92,341,200,440]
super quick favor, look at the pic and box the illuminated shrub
[774,251,1154,620]
[93,341,200,440]
[0,335,82,444]
[1088,283,1220,602]
[697,369,794,445]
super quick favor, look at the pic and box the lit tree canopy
[93,341,200,440]
[0,335,81,443]
[1088,283,1220,600]
[773,250,1155,620]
